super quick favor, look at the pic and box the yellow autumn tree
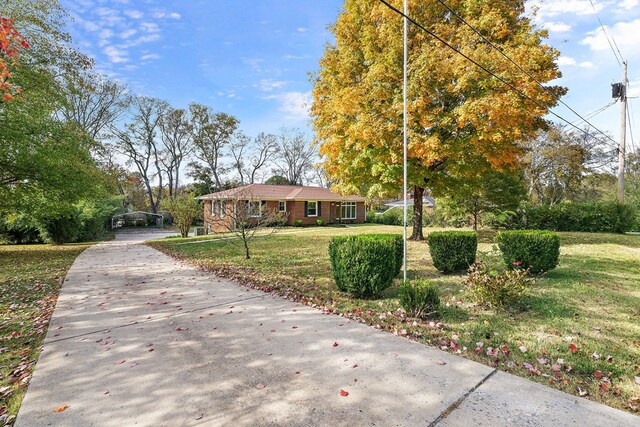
[311,0,566,239]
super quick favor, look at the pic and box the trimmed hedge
[328,234,403,297]
[497,230,560,274]
[428,231,477,273]
[508,202,637,233]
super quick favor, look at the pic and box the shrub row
[366,207,467,228]
[497,230,560,274]
[427,230,560,274]
[428,231,477,273]
[329,234,403,297]
[508,202,637,233]
[0,198,123,244]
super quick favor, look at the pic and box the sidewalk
[16,231,639,426]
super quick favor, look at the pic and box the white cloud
[530,0,604,18]
[266,91,312,122]
[120,29,137,39]
[581,18,640,56]
[258,79,286,92]
[140,22,160,33]
[152,10,181,19]
[542,21,572,32]
[579,61,596,68]
[557,56,577,66]
[296,27,308,33]
[140,53,160,61]
[284,54,311,60]
[618,0,639,10]
[124,10,143,19]
[103,46,128,63]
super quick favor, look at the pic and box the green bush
[316,218,326,226]
[496,230,560,274]
[428,231,477,273]
[38,210,81,244]
[0,213,42,244]
[328,234,403,297]
[464,262,533,308]
[76,198,123,242]
[506,202,637,233]
[399,279,440,318]
[293,219,303,227]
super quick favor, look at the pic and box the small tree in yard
[164,193,200,238]
[209,190,287,259]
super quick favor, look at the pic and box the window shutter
[318,201,322,217]
[304,201,308,217]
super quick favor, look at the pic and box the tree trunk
[409,185,425,241]
[472,198,478,231]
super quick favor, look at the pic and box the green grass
[150,224,640,414]
[0,243,91,423]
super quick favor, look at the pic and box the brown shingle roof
[198,184,365,202]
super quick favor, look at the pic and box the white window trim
[220,201,226,218]
[307,201,318,217]
[211,200,216,216]
[278,201,286,212]
[248,200,262,218]
[341,202,357,220]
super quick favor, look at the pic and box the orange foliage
[1,16,29,102]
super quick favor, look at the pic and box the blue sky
[62,0,640,154]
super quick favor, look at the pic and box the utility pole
[617,61,628,203]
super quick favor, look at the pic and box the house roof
[198,184,366,202]
[385,196,436,208]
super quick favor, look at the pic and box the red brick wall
[204,199,366,231]
[203,200,234,233]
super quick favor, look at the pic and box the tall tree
[0,16,30,102]
[311,0,565,239]
[522,124,615,205]
[190,103,238,189]
[275,128,316,186]
[111,96,168,213]
[229,131,251,184]
[60,72,128,146]
[159,107,193,197]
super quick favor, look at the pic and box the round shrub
[316,218,325,226]
[497,230,560,274]
[399,279,440,319]
[293,219,303,227]
[464,262,533,308]
[428,231,477,273]
[328,234,403,297]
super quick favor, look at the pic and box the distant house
[198,184,366,233]
[384,195,436,210]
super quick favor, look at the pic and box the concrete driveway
[16,230,639,426]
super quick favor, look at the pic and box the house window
[278,201,286,212]
[307,201,318,217]
[211,201,216,216]
[248,200,262,217]
[220,201,226,218]
[341,202,357,220]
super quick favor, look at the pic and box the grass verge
[148,224,640,414]
[0,243,91,425]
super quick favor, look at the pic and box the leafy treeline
[1,1,321,244]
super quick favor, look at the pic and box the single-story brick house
[199,184,366,233]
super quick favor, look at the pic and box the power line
[377,0,618,149]
[433,0,619,148]
[571,100,617,125]
[589,0,624,66]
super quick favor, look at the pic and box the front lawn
[149,225,640,414]
[0,243,91,425]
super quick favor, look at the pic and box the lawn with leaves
[0,243,91,425]
[149,225,640,414]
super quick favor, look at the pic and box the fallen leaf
[635,376,640,385]
[551,364,561,372]
[339,389,349,397]
[435,360,447,366]
[519,346,527,353]
[578,387,588,397]
[195,413,204,420]
[537,358,548,365]
[115,359,126,365]
[599,382,609,392]
[332,342,339,347]
[569,343,578,352]
[594,370,603,379]
[54,404,69,413]
[256,383,265,390]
